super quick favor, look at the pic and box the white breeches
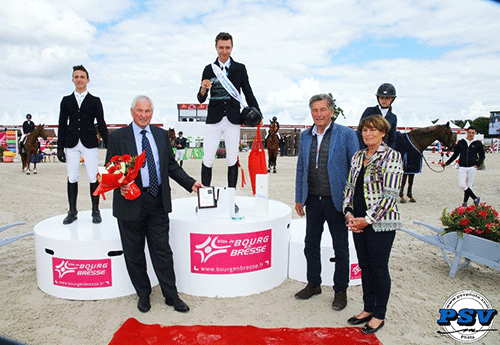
[457,166,476,190]
[175,149,185,161]
[65,140,98,183]
[202,116,240,167]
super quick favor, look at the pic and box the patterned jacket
[343,143,403,232]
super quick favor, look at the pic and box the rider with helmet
[20,114,35,154]
[357,83,398,149]
[197,32,261,189]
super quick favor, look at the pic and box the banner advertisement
[190,229,272,275]
[52,258,112,288]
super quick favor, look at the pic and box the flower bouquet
[441,203,500,243]
[93,151,146,200]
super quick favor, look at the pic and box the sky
[1,0,500,128]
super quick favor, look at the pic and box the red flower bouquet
[93,151,146,200]
[441,203,500,243]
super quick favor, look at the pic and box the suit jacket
[343,143,403,232]
[197,57,260,125]
[23,121,35,134]
[58,92,108,149]
[106,124,196,221]
[295,122,359,212]
[357,106,397,149]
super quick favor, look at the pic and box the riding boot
[227,163,238,188]
[90,182,102,224]
[63,181,78,225]
[201,163,212,187]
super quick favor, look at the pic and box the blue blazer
[295,122,359,212]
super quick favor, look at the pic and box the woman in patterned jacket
[343,115,403,334]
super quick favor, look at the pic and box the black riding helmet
[241,107,262,127]
[376,83,396,98]
[26,114,32,120]
[376,83,396,108]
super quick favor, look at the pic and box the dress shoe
[165,296,190,312]
[361,320,385,334]
[347,315,372,325]
[137,296,151,313]
[63,212,77,225]
[332,289,347,310]
[294,283,321,300]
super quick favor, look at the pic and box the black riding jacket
[446,139,485,167]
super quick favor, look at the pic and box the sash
[211,63,248,107]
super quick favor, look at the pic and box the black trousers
[304,195,349,291]
[353,227,395,320]
[117,192,178,299]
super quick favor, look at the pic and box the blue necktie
[141,130,159,196]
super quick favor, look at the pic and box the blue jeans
[304,195,349,291]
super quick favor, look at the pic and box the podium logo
[190,230,272,275]
[52,258,112,288]
[437,290,497,343]
[194,236,231,263]
[54,260,76,278]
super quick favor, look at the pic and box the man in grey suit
[106,95,203,313]
[294,94,359,310]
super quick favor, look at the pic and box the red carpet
[109,318,383,345]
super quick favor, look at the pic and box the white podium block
[288,219,361,286]
[34,209,158,300]
[170,196,291,297]
[255,174,269,218]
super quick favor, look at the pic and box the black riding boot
[201,163,212,187]
[90,182,102,224]
[227,163,238,188]
[63,181,78,225]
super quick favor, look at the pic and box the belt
[141,185,161,193]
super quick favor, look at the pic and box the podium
[34,209,158,300]
[169,196,291,297]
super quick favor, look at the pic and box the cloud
[1,0,500,128]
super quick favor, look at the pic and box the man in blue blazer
[197,32,261,188]
[57,65,108,224]
[295,94,359,310]
[106,95,203,313]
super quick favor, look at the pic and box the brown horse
[21,124,47,175]
[266,122,280,173]
[167,128,176,147]
[395,122,455,203]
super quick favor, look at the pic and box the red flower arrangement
[92,151,146,200]
[441,203,500,243]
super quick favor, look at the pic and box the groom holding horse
[57,65,108,225]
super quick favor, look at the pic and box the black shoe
[361,320,385,334]
[63,212,77,225]
[347,315,372,325]
[137,296,151,313]
[294,283,321,300]
[332,289,347,310]
[92,210,101,224]
[165,296,190,312]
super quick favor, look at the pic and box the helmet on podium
[241,107,262,127]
